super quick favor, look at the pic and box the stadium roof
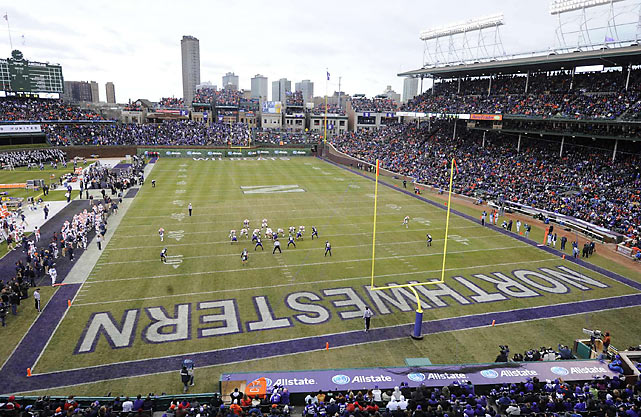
[398,45,641,79]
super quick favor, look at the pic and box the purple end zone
[112,163,132,170]
[149,157,158,163]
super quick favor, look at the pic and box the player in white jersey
[262,219,268,229]
[265,227,273,239]
[244,219,250,228]
[289,226,296,235]
[277,228,284,237]
[158,227,165,242]
[252,229,260,242]
[229,230,237,244]
[402,216,410,228]
[240,228,249,238]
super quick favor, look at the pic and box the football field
[16,156,641,394]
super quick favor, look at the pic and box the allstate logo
[332,374,350,385]
[186,151,192,155]
[480,370,499,379]
[407,373,426,382]
[165,151,172,155]
[264,377,273,387]
[551,367,569,376]
[207,151,214,155]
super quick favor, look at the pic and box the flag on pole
[605,36,614,42]
[326,71,330,81]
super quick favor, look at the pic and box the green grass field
[16,157,641,395]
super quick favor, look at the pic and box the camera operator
[495,345,509,362]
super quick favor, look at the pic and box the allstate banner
[137,148,311,158]
[0,124,42,134]
[221,360,616,394]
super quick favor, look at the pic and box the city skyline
[2,1,580,102]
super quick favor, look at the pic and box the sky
[0,1,624,103]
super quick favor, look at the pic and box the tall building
[295,80,314,103]
[181,35,201,105]
[222,72,239,90]
[251,74,268,101]
[63,81,93,102]
[105,82,116,104]
[90,81,99,103]
[382,85,401,104]
[271,78,291,102]
[402,77,419,103]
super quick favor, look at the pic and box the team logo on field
[168,230,185,241]
[164,254,183,269]
[240,185,305,194]
[551,367,569,376]
[480,370,499,379]
[332,374,350,385]
[177,181,187,185]
[171,213,185,221]
[407,372,426,382]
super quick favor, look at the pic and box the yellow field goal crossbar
[368,158,457,338]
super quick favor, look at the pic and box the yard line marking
[87,245,532,284]
[93,235,506,265]
[73,258,558,306]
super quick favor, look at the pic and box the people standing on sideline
[44,205,49,220]
[516,220,521,233]
[96,234,103,250]
[481,211,486,226]
[34,288,41,312]
[560,235,567,251]
[188,202,192,217]
[363,306,373,332]
[49,265,57,286]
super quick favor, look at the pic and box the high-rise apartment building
[251,74,268,101]
[271,78,291,102]
[295,80,314,103]
[181,35,201,105]
[402,77,419,103]
[90,81,99,102]
[105,82,116,104]
[222,72,239,90]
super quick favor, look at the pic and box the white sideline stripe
[73,258,559,307]
[86,245,530,284]
[116,211,460,229]
[96,234,500,264]
[32,290,636,381]
[31,161,159,373]
[112,221,480,239]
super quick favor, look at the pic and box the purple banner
[221,360,616,394]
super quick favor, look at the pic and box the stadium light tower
[419,13,506,67]
[550,0,641,50]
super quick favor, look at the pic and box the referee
[363,306,373,332]
[34,288,41,312]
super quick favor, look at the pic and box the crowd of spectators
[255,130,321,145]
[193,88,217,105]
[351,97,398,113]
[215,89,242,107]
[157,98,185,109]
[0,149,66,169]
[312,104,346,115]
[286,91,304,107]
[404,70,641,121]
[45,121,252,147]
[0,98,103,121]
[331,122,641,244]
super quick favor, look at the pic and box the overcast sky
[1,1,627,102]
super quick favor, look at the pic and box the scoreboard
[0,50,64,95]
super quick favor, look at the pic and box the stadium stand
[331,122,641,247]
[0,98,103,121]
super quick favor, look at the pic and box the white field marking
[26,292,636,386]
[240,185,305,194]
[170,213,185,222]
[348,184,360,189]
[74,258,558,307]
[87,245,529,284]
[118,209,460,228]
[167,230,185,241]
[177,174,187,178]
[177,181,187,185]
[175,189,186,194]
[106,226,485,250]
[164,254,183,269]
[178,168,187,172]
[123,199,390,215]
[91,234,501,265]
